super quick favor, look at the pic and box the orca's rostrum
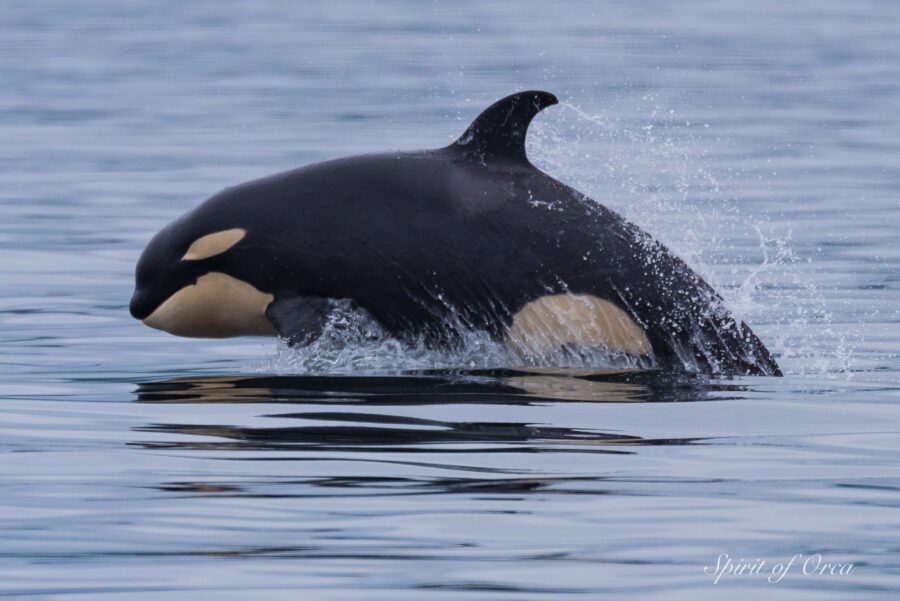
[130,91,781,376]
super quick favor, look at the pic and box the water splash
[253,301,652,375]
[529,100,852,377]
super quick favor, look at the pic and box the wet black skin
[130,91,782,376]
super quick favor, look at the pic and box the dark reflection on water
[132,371,727,453]
[135,421,661,452]
[131,371,720,504]
[132,371,716,504]
[155,475,639,499]
[135,369,745,405]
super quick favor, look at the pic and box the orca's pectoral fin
[265,295,333,346]
[452,90,558,163]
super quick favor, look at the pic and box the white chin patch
[143,272,275,338]
[506,293,651,357]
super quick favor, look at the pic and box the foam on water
[254,300,653,375]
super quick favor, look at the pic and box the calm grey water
[1,1,898,599]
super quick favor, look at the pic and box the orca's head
[129,217,275,338]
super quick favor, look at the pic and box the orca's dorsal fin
[452,90,558,163]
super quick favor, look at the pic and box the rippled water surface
[1,1,898,599]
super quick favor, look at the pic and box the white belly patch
[506,293,651,357]
[143,272,275,338]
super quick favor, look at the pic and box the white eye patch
[182,228,246,261]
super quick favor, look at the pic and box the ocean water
[1,1,898,599]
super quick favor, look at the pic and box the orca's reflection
[133,371,734,499]
[135,368,741,405]
[154,475,661,499]
[137,410,672,451]
[131,370,736,452]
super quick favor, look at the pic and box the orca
[129,91,781,376]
